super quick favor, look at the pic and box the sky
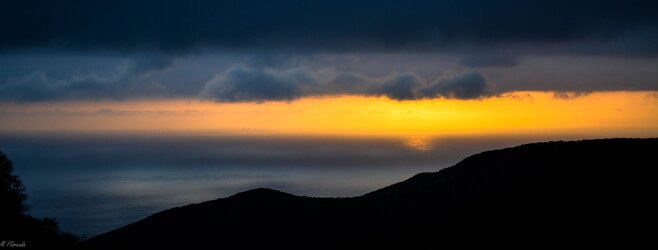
[1,0,658,136]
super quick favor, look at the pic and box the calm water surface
[0,132,594,237]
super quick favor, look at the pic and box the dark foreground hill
[84,138,657,248]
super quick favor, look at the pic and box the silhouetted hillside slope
[84,138,657,248]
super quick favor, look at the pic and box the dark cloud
[363,72,494,101]
[1,0,657,56]
[329,71,495,101]
[0,55,172,101]
[460,54,520,68]
[419,72,493,99]
[368,73,424,101]
[0,71,120,102]
[122,54,173,76]
[1,1,657,102]
[200,65,315,102]
[201,65,493,102]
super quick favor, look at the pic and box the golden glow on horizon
[1,91,657,136]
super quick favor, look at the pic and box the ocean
[0,132,589,237]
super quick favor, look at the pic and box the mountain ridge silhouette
[84,138,657,248]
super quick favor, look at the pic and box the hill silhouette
[83,138,656,248]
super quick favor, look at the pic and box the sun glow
[402,136,433,151]
[1,91,657,137]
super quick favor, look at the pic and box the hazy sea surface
[0,131,602,237]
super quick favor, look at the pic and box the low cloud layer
[200,66,316,102]
[0,55,172,101]
[201,65,494,102]
[1,53,656,102]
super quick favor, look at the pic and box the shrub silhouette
[0,151,78,248]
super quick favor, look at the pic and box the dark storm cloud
[201,65,494,102]
[1,0,657,55]
[369,73,424,100]
[200,65,316,102]
[0,54,173,101]
[460,54,520,68]
[350,71,494,101]
[1,0,657,102]
[418,72,493,99]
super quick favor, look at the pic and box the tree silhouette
[0,150,78,248]
[0,151,28,217]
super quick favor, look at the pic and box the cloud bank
[0,1,657,102]
[200,65,494,102]
[0,55,172,101]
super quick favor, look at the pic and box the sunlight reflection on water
[402,136,433,151]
